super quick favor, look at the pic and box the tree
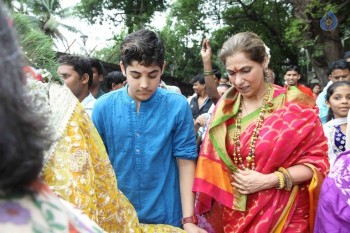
[76,0,167,33]
[6,0,79,49]
[160,0,207,82]
[285,0,350,87]
[13,13,62,83]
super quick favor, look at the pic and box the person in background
[219,74,230,85]
[194,32,328,233]
[323,81,350,168]
[194,83,231,147]
[89,58,105,98]
[284,65,313,97]
[159,79,182,93]
[316,59,350,124]
[92,29,206,233]
[0,6,105,232]
[189,74,213,119]
[344,50,350,63]
[57,55,95,117]
[212,69,221,86]
[311,83,321,100]
[104,70,126,92]
[265,68,276,84]
[315,107,350,232]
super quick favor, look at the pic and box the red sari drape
[193,85,329,233]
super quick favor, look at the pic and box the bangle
[274,171,285,190]
[181,215,198,225]
[278,167,293,191]
[204,70,214,76]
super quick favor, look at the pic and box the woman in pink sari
[193,32,329,232]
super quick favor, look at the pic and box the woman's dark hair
[0,7,51,195]
[325,81,350,122]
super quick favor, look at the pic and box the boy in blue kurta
[92,29,206,233]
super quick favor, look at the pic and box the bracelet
[181,215,198,225]
[204,70,214,76]
[278,167,293,191]
[274,171,285,190]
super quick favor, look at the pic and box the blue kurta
[92,86,198,227]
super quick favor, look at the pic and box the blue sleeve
[91,97,107,150]
[316,91,328,124]
[173,97,198,160]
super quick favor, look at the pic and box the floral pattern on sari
[0,181,105,233]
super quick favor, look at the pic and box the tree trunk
[288,0,345,88]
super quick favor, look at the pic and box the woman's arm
[201,39,221,104]
[231,164,313,194]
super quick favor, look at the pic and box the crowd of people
[2,3,350,232]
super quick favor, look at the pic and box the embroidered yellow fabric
[40,85,184,233]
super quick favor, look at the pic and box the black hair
[220,75,229,81]
[190,74,205,85]
[57,55,93,88]
[120,29,164,69]
[327,59,350,76]
[0,6,51,195]
[344,51,350,60]
[213,69,221,79]
[325,81,350,122]
[218,83,232,89]
[286,65,300,73]
[90,58,105,76]
[104,71,126,91]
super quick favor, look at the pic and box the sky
[58,0,167,55]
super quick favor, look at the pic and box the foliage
[93,30,128,64]
[76,0,167,33]
[13,13,62,83]
[7,0,79,48]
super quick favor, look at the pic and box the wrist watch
[181,215,198,225]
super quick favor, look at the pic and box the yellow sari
[40,84,184,233]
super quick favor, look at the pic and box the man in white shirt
[57,55,95,117]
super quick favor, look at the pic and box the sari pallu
[193,85,329,233]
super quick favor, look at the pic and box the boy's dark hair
[327,59,350,76]
[325,80,350,122]
[105,71,126,91]
[213,69,221,79]
[220,74,229,81]
[90,58,105,76]
[0,6,51,195]
[120,29,165,69]
[58,55,93,88]
[286,65,300,73]
[218,83,232,89]
[191,74,205,85]
[344,51,350,60]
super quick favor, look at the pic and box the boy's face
[284,70,300,86]
[121,61,164,103]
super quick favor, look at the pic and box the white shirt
[81,93,95,118]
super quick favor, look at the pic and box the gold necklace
[232,84,272,170]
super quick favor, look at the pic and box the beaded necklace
[232,84,272,170]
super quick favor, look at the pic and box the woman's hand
[201,39,212,64]
[231,169,278,194]
[183,223,208,233]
